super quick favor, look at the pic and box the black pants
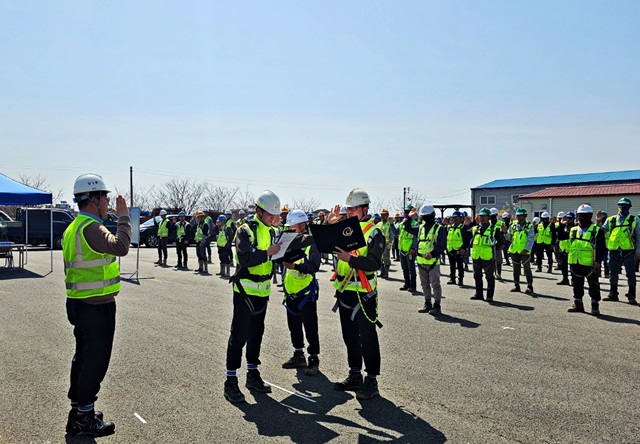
[286,299,320,355]
[473,258,495,298]
[196,242,207,261]
[558,251,569,279]
[337,290,380,375]
[571,264,601,302]
[392,238,399,259]
[157,237,168,260]
[226,292,269,371]
[206,240,212,259]
[536,243,554,269]
[176,241,188,265]
[447,250,464,281]
[218,246,232,265]
[66,299,116,407]
[399,252,416,288]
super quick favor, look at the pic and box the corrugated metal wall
[520,194,640,217]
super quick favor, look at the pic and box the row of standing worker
[61,174,389,437]
[373,198,640,317]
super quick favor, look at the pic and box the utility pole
[403,187,411,210]
[129,166,134,208]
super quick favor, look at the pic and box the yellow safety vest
[509,221,532,254]
[398,220,417,253]
[195,222,204,242]
[233,217,274,297]
[606,214,636,251]
[417,223,441,265]
[283,246,313,295]
[333,221,379,294]
[537,223,553,245]
[63,214,120,299]
[471,225,494,260]
[377,220,391,243]
[447,224,463,251]
[176,222,186,239]
[568,225,598,266]
[217,226,228,247]
[157,218,169,238]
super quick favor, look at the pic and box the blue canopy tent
[0,172,54,271]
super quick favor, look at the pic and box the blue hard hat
[217,215,226,222]
[565,212,576,218]
[178,211,186,217]
[307,213,313,218]
[435,217,442,222]
[462,211,468,217]
[374,213,381,219]
[452,211,462,218]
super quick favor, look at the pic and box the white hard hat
[577,204,593,214]
[239,209,246,215]
[419,204,436,216]
[285,209,308,227]
[557,211,565,218]
[159,209,167,216]
[490,207,499,215]
[533,217,540,223]
[73,173,110,199]
[224,209,232,215]
[255,190,281,215]
[541,212,550,218]
[339,207,347,215]
[344,188,371,207]
[501,213,509,219]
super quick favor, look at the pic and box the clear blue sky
[2,1,639,212]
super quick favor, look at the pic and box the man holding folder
[327,188,385,400]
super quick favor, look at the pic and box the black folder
[308,216,366,254]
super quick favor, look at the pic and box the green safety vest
[558,223,572,253]
[176,222,186,239]
[283,246,313,294]
[446,224,463,251]
[492,219,503,237]
[157,218,169,238]
[377,220,391,243]
[195,223,204,242]
[217,226,228,247]
[233,217,275,297]
[333,221,378,294]
[398,219,417,253]
[509,221,532,254]
[63,214,120,299]
[537,223,553,245]
[606,214,636,251]
[568,224,599,266]
[417,223,441,265]
[471,225,494,260]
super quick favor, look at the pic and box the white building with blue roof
[471,170,640,216]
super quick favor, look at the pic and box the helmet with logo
[451,210,462,218]
[255,190,281,216]
[73,173,110,202]
[618,197,632,207]
[419,205,436,216]
[478,208,491,217]
[577,204,593,214]
[286,209,308,227]
[557,211,565,218]
[541,211,550,219]
[178,211,186,217]
[224,209,232,215]
[490,207,498,215]
[565,211,576,219]
[380,209,389,215]
[345,188,371,207]
[217,215,227,222]
[515,207,528,216]
[159,209,167,216]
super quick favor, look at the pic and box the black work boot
[418,300,432,313]
[305,356,320,376]
[626,287,637,305]
[174,262,182,268]
[556,278,570,286]
[457,278,464,287]
[246,370,272,393]
[591,302,601,316]
[510,283,521,293]
[429,302,442,315]
[470,293,484,300]
[334,372,363,391]
[603,285,619,301]
[282,352,307,369]
[486,292,494,302]
[524,284,534,295]
[399,284,409,291]
[446,278,456,285]
[67,410,115,437]
[66,409,103,433]
[567,301,585,313]
[356,376,379,400]
[224,378,246,403]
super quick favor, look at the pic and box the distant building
[471,169,640,216]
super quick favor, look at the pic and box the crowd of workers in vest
[61,172,640,437]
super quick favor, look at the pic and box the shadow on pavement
[0,268,47,280]
[432,313,481,328]
[488,300,535,311]
[65,435,97,444]
[595,313,640,325]
[529,292,570,301]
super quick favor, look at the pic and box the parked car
[136,214,194,248]
[0,208,74,249]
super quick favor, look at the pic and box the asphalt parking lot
[1,247,639,443]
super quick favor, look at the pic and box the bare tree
[233,188,256,212]
[152,178,207,213]
[391,190,428,213]
[201,185,239,212]
[292,196,321,213]
[115,185,157,211]
[18,173,64,204]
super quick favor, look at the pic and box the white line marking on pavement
[502,326,515,330]
[134,412,147,424]
[263,380,317,403]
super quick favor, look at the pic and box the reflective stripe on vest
[233,217,274,297]
[398,220,417,253]
[63,214,120,299]
[195,223,204,242]
[537,223,553,245]
[606,214,636,251]
[333,221,378,293]
[471,225,494,260]
[417,223,441,265]
[284,246,313,294]
[176,222,186,239]
[509,221,532,254]
[568,225,598,266]
[447,225,463,251]
[217,228,228,247]
[158,219,169,237]
[378,220,391,243]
